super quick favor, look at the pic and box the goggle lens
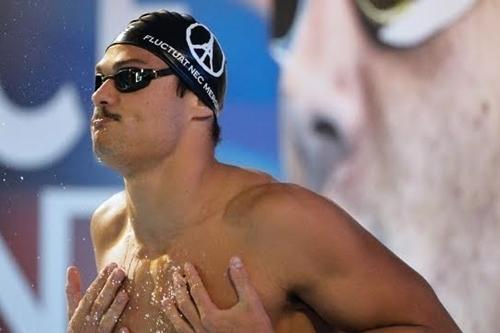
[94,67,174,93]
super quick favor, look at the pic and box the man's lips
[91,117,113,129]
[92,114,120,130]
[91,108,121,129]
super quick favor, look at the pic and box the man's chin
[93,145,117,166]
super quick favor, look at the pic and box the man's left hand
[163,256,274,333]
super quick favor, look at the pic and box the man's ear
[188,92,213,119]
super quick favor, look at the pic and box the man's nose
[91,77,119,107]
[278,0,369,189]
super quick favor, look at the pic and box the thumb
[66,266,82,320]
[228,256,258,303]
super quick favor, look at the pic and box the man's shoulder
[226,181,309,210]
[223,180,364,285]
[224,180,345,233]
[90,191,128,252]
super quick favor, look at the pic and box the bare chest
[101,226,336,333]
[102,231,285,332]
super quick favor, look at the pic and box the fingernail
[184,262,193,273]
[230,256,243,269]
[105,262,118,273]
[67,266,78,277]
[173,272,181,285]
[113,268,126,281]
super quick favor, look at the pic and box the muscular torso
[94,174,338,333]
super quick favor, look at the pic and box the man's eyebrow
[95,58,149,73]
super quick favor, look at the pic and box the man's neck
[122,143,221,257]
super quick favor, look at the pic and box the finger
[71,262,118,324]
[163,299,194,333]
[172,272,203,331]
[89,267,127,324]
[228,256,259,302]
[66,266,82,321]
[184,262,217,317]
[98,290,129,332]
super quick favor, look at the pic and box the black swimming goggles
[94,67,175,93]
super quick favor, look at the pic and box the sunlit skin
[267,0,500,331]
[66,43,460,332]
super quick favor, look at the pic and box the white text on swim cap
[143,34,219,111]
[203,82,219,110]
[143,35,191,67]
[144,34,204,84]
[188,64,205,85]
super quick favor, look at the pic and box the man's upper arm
[249,184,457,332]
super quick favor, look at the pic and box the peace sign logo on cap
[186,23,225,78]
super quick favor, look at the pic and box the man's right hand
[66,263,130,333]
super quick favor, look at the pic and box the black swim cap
[108,10,227,113]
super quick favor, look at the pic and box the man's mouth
[92,108,121,122]
[91,108,121,130]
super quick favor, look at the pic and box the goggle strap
[154,68,175,78]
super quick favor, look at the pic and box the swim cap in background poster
[0,0,279,332]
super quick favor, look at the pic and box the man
[262,0,500,331]
[65,10,460,333]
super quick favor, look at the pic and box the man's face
[92,45,189,173]
[267,2,500,329]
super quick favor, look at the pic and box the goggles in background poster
[270,0,477,62]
